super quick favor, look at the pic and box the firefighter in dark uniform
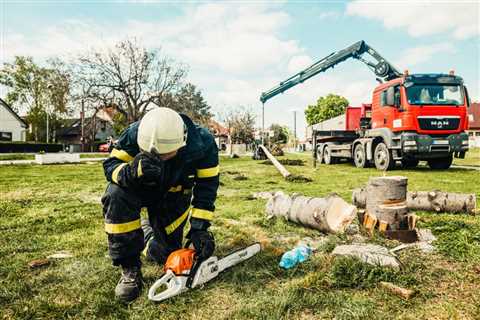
[101,107,219,302]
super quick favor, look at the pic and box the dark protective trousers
[101,183,192,266]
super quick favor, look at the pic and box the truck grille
[418,116,459,130]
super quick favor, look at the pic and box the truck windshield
[406,85,464,106]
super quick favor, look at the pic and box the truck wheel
[427,156,453,170]
[401,158,419,169]
[316,146,324,164]
[323,146,335,165]
[353,144,367,168]
[374,142,395,171]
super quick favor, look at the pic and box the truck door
[379,85,400,130]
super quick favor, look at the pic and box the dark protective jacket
[103,114,219,223]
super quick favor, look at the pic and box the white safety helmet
[137,107,187,154]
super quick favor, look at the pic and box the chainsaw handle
[148,270,188,302]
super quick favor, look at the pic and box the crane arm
[260,40,401,103]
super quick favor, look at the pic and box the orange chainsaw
[148,243,261,302]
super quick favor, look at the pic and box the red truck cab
[366,73,470,169]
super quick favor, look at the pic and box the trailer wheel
[374,142,395,171]
[353,144,367,168]
[427,156,453,170]
[316,146,324,164]
[323,146,335,165]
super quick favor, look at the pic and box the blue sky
[1,1,479,138]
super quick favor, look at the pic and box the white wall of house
[467,130,480,148]
[0,104,27,141]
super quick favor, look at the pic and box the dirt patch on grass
[261,159,305,166]
[286,174,313,183]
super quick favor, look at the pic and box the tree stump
[364,176,408,231]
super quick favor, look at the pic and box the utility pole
[46,112,49,143]
[291,109,297,151]
[81,99,85,152]
[262,102,265,145]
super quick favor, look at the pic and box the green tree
[0,56,70,141]
[162,83,212,127]
[304,94,349,126]
[112,112,128,136]
[268,123,289,144]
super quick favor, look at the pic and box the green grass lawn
[1,155,479,319]
[454,147,480,167]
[0,153,35,160]
[0,153,107,161]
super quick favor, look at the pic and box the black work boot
[115,265,143,303]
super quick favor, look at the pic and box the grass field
[1,154,479,319]
[0,153,108,161]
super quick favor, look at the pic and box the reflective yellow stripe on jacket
[168,185,182,192]
[196,165,219,178]
[110,148,134,162]
[111,163,128,184]
[191,208,214,221]
[105,218,141,234]
[165,206,191,235]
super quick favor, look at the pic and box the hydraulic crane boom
[260,40,402,103]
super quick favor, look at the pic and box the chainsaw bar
[148,243,261,302]
[190,242,261,288]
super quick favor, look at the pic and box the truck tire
[401,158,419,169]
[427,156,453,170]
[374,142,395,171]
[323,146,336,165]
[353,144,367,168]
[316,146,324,164]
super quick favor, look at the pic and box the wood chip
[379,281,415,299]
[28,259,50,269]
[47,252,73,259]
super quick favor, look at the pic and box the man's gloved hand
[130,153,164,186]
[117,153,164,188]
[187,220,215,259]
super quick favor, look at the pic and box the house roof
[469,102,480,129]
[208,119,229,136]
[0,98,28,128]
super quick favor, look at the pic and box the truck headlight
[404,141,417,146]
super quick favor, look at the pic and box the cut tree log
[365,176,409,231]
[259,145,291,178]
[379,282,415,299]
[353,188,476,214]
[265,191,357,234]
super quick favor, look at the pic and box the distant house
[468,102,480,147]
[0,98,28,141]
[56,106,117,151]
[208,119,229,151]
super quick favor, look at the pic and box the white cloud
[396,43,456,69]
[2,3,301,75]
[287,55,313,73]
[346,1,480,39]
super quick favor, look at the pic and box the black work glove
[187,220,215,260]
[131,153,164,185]
[117,153,164,188]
